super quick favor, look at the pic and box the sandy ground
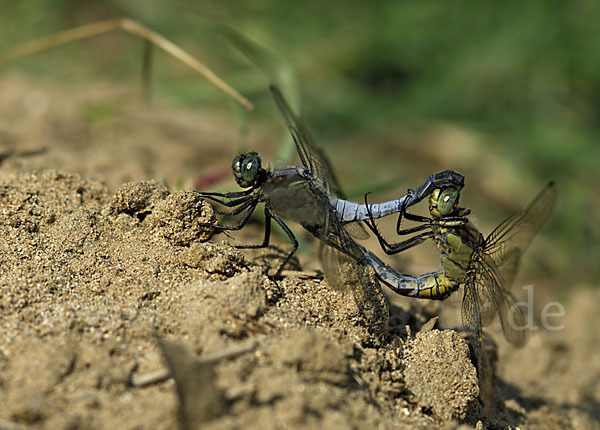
[0,75,598,429]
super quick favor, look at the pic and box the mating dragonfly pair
[198,86,556,411]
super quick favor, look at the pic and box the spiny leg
[397,221,431,235]
[396,206,469,234]
[268,210,299,279]
[364,192,433,254]
[223,205,298,279]
[396,210,430,235]
[432,216,470,227]
[235,206,272,249]
[199,193,254,208]
[198,188,254,199]
[205,200,258,231]
[381,232,433,255]
[212,197,256,216]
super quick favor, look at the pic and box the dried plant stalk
[0,17,253,110]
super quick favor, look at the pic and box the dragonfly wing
[266,176,328,228]
[319,240,357,290]
[478,294,496,327]
[463,282,499,412]
[461,282,479,340]
[485,182,556,286]
[322,216,360,273]
[474,183,555,348]
[319,207,349,292]
[478,254,527,348]
[320,234,388,337]
[270,85,378,304]
[489,247,522,300]
[474,264,500,327]
[343,220,370,240]
[318,197,373,288]
[467,183,555,347]
[270,85,346,199]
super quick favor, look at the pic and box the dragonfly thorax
[232,152,267,188]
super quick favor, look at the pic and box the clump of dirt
[403,329,479,421]
[108,179,170,217]
[109,180,216,245]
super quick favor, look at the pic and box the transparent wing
[461,282,483,387]
[320,238,388,338]
[477,254,527,347]
[270,85,346,198]
[474,265,497,328]
[343,220,370,240]
[478,295,496,327]
[269,171,368,291]
[462,282,499,411]
[270,86,373,295]
[320,241,359,291]
[485,182,556,287]
[470,182,555,348]
[461,281,479,341]
[267,174,330,228]
[318,200,372,287]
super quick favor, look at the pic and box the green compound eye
[232,152,262,188]
[241,153,259,184]
[437,188,459,216]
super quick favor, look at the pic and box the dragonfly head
[430,187,461,217]
[232,152,266,188]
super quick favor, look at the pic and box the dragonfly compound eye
[437,188,459,216]
[233,152,262,187]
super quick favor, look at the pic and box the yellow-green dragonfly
[364,182,557,411]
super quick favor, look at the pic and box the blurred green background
[1,0,598,287]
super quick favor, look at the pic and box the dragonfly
[363,181,557,411]
[198,85,464,286]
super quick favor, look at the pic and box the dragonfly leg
[364,192,433,254]
[363,192,390,243]
[396,211,431,235]
[205,200,258,231]
[199,193,254,208]
[212,197,255,215]
[378,231,433,255]
[197,188,255,199]
[235,206,272,249]
[433,215,470,228]
[231,206,298,279]
[396,223,431,235]
[268,210,299,279]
